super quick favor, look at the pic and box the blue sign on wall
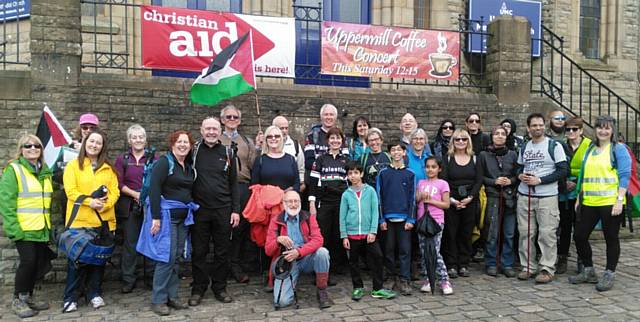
[468,0,541,57]
[0,0,30,22]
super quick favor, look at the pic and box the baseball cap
[273,255,292,280]
[79,113,99,126]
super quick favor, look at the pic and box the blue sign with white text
[0,0,30,22]
[468,0,541,57]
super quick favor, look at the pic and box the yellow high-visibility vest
[582,144,622,207]
[10,162,52,231]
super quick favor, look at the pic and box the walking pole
[527,186,532,277]
[495,187,505,276]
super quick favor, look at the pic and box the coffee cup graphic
[429,52,457,78]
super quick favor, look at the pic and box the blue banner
[468,0,541,57]
[0,0,30,22]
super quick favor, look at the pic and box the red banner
[321,22,460,80]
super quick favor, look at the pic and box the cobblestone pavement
[1,240,640,321]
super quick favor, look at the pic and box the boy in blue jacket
[377,140,416,296]
[340,161,396,301]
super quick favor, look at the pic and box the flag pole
[249,29,261,132]
[254,91,262,132]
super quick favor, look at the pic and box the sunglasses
[454,137,469,142]
[441,126,454,130]
[552,115,566,121]
[225,115,240,120]
[467,119,481,124]
[566,127,581,132]
[81,125,96,131]
[266,135,282,140]
[23,144,42,149]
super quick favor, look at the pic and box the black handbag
[416,210,442,237]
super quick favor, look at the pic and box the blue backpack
[139,150,174,204]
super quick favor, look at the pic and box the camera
[91,185,108,199]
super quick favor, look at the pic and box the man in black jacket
[189,117,241,306]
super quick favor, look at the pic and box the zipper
[356,189,362,235]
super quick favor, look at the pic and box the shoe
[486,267,497,276]
[12,296,37,318]
[62,301,77,313]
[327,278,337,287]
[420,281,431,293]
[595,270,616,292]
[121,282,136,294]
[473,250,484,262]
[556,255,568,274]
[232,266,250,283]
[263,285,274,293]
[214,291,233,303]
[351,288,364,301]
[24,293,49,311]
[371,288,396,299]
[317,289,334,309]
[398,279,412,296]
[151,303,170,316]
[447,268,458,279]
[90,296,106,309]
[440,281,454,295]
[535,270,553,284]
[568,267,598,284]
[458,267,470,277]
[517,271,533,280]
[167,299,188,310]
[188,294,203,306]
[503,268,516,278]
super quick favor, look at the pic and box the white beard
[285,205,301,217]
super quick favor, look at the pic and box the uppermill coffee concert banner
[141,5,295,78]
[321,21,460,80]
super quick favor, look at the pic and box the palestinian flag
[36,105,72,170]
[191,31,256,106]
[625,145,640,214]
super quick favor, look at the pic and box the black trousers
[574,204,623,271]
[442,200,477,269]
[317,199,347,270]
[347,238,384,290]
[14,241,48,296]
[229,182,252,275]
[191,207,232,295]
[557,199,577,256]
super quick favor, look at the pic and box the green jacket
[339,184,379,239]
[0,157,52,242]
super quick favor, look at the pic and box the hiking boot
[535,270,553,284]
[167,299,188,310]
[556,255,568,274]
[458,267,470,277]
[420,281,431,293]
[24,293,49,311]
[447,268,458,279]
[568,267,598,284]
[517,270,533,280]
[188,294,203,306]
[473,249,484,263]
[317,289,333,309]
[371,288,396,299]
[397,279,412,296]
[351,288,364,301]
[12,296,36,318]
[503,267,516,278]
[486,266,497,277]
[151,303,170,316]
[440,281,454,295]
[595,270,616,292]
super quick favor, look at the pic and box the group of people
[0,103,632,317]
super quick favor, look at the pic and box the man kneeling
[265,190,333,309]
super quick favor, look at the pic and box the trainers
[595,270,615,292]
[447,268,458,279]
[12,297,36,318]
[440,281,454,295]
[486,266,497,276]
[517,270,533,280]
[535,270,553,284]
[458,267,470,277]
[397,279,412,296]
[62,301,77,313]
[568,267,598,284]
[90,296,106,309]
[371,288,396,299]
[351,288,364,301]
[317,289,333,309]
[420,281,432,293]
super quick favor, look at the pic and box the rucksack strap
[65,195,106,230]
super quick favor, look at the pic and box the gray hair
[409,128,427,141]
[126,124,146,140]
[320,104,337,116]
[366,127,384,143]
[220,104,242,119]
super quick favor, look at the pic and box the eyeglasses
[566,127,580,132]
[81,125,96,131]
[22,144,42,149]
[454,137,469,142]
[283,199,300,204]
[552,115,566,121]
[225,115,240,120]
[278,127,288,131]
[266,135,282,140]
[441,126,454,130]
[467,119,481,124]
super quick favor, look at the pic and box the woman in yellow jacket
[62,129,119,313]
[0,134,54,318]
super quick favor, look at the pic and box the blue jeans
[152,217,188,304]
[63,260,105,303]
[272,247,329,308]
[384,221,412,281]
[484,197,516,269]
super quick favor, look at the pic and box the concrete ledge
[0,70,31,100]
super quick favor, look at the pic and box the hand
[379,222,388,231]
[612,201,623,216]
[255,131,264,147]
[309,202,317,216]
[300,183,306,192]
[404,223,414,230]
[342,238,350,250]
[423,192,431,203]
[566,181,576,192]
[89,198,104,211]
[283,249,299,262]
[496,177,510,186]
[366,233,376,244]
[151,219,161,236]
[277,236,294,249]
[230,212,240,228]
[132,191,141,203]
[460,197,472,207]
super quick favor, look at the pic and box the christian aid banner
[322,21,460,80]
[141,5,295,78]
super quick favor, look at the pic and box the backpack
[139,149,174,204]
[519,137,562,162]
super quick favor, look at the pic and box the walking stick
[526,186,532,276]
[495,187,505,276]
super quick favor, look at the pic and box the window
[414,0,431,29]
[579,0,600,59]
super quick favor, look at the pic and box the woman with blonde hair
[0,134,54,318]
[441,129,482,278]
[251,125,300,192]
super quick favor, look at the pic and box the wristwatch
[617,195,624,202]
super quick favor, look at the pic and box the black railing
[0,0,30,69]
[532,25,640,158]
